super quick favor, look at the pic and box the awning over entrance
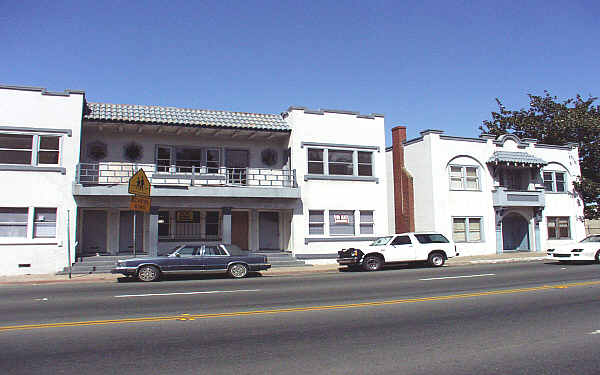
[487,151,547,168]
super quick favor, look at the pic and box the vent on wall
[18,264,31,268]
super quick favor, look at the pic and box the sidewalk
[0,252,548,285]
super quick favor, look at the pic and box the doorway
[81,210,107,255]
[231,211,249,250]
[502,213,530,251]
[119,211,144,254]
[259,211,280,250]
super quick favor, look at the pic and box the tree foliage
[480,91,600,219]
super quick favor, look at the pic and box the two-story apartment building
[387,126,585,256]
[0,84,389,275]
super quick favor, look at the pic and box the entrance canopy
[487,151,547,168]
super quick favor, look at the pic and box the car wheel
[137,265,160,282]
[428,252,445,267]
[595,251,600,264]
[228,263,249,279]
[362,255,383,271]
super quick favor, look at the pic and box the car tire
[228,263,249,279]
[595,251,600,264]
[362,255,383,272]
[428,252,445,267]
[137,265,160,282]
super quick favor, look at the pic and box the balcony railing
[77,162,297,188]
[492,187,545,207]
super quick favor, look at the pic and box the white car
[337,232,459,271]
[546,235,600,263]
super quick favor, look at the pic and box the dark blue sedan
[111,244,271,282]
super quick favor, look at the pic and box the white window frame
[359,210,375,234]
[306,148,374,177]
[0,132,62,167]
[547,216,571,239]
[543,171,567,193]
[33,208,57,238]
[308,210,325,235]
[452,217,483,243]
[449,165,480,191]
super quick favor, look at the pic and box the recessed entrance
[81,210,107,255]
[231,211,249,250]
[259,211,280,250]
[119,211,144,254]
[502,213,530,251]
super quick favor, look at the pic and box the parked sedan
[111,244,271,281]
[546,235,600,263]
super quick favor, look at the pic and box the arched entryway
[502,213,530,251]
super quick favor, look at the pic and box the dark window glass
[206,149,220,173]
[176,148,202,172]
[415,234,449,244]
[206,211,219,239]
[391,235,412,245]
[555,172,566,192]
[358,151,372,177]
[39,136,60,165]
[307,148,324,175]
[157,146,172,172]
[328,150,353,175]
[0,150,32,164]
[0,134,32,149]
[158,211,170,237]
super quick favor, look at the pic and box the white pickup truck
[337,232,459,271]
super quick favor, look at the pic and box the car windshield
[370,236,392,246]
[580,235,600,243]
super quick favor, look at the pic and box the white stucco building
[387,127,586,256]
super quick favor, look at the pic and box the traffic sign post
[128,169,152,257]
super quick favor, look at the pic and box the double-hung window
[33,208,57,238]
[0,133,61,166]
[543,171,566,193]
[547,217,570,239]
[359,210,374,234]
[453,217,482,242]
[308,210,325,235]
[175,148,202,173]
[0,208,28,238]
[307,148,374,177]
[329,210,355,235]
[449,166,479,190]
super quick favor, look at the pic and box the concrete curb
[0,254,549,285]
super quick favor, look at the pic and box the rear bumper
[249,263,271,272]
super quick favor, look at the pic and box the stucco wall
[0,87,84,275]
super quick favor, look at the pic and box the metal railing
[77,162,297,188]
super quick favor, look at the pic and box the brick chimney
[391,126,415,233]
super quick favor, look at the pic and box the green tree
[480,91,600,219]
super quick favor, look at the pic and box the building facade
[388,127,586,256]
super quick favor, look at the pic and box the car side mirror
[176,253,181,258]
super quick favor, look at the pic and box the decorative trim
[301,141,379,151]
[403,137,423,146]
[440,135,487,143]
[0,126,72,136]
[304,236,379,244]
[535,144,573,150]
[304,174,378,183]
[419,129,445,136]
[287,106,384,119]
[0,165,66,174]
[0,84,85,97]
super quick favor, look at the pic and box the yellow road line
[1,280,598,332]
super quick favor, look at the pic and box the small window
[414,234,449,244]
[307,148,324,174]
[329,210,354,235]
[33,208,56,238]
[449,165,480,191]
[308,210,325,235]
[0,208,28,238]
[205,149,220,173]
[547,217,570,239]
[357,152,373,176]
[0,134,33,165]
[544,171,567,193]
[453,217,482,243]
[391,235,412,245]
[38,136,60,165]
[359,210,374,234]
[158,211,170,237]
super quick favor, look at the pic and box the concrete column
[495,208,503,254]
[149,208,159,256]
[222,207,232,245]
[107,209,120,255]
[250,209,259,251]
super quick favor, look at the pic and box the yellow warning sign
[128,169,151,197]
[130,196,151,212]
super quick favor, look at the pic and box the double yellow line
[2,280,598,332]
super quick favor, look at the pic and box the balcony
[492,187,545,207]
[73,162,300,199]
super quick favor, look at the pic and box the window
[205,149,220,173]
[391,235,412,245]
[0,133,61,166]
[449,166,479,190]
[547,217,570,239]
[204,245,226,256]
[175,148,202,173]
[306,148,374,177]
[544,171,566,193]
[308,210,325,235]
[0,208,28,238]
[156,146,172,172]
[307,148,324,174]
[414,233,449,244]
[178,246,197,256]
[205,211,219,240]
[158,211,170,237]
[329,210,355,235]
[453,217,482,242]
[33,208,56,238]
[360,210,374,234]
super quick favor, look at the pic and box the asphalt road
[1,261,600,374]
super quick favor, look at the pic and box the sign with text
[128,169,151,197]
[333,214,350,224]
[130,196,151,212]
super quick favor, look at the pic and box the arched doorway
[502,213,530,251]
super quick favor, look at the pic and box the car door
[385,235,416,262]
[168,246,199,273]
[201,245,230,272]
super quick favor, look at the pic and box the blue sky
[2,0,599,144]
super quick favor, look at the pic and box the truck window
[414,234,449,244]
[391,235,412,245]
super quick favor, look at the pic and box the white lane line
[589,330,600,335]
[115,289,261,298]
[419,273,496,281]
